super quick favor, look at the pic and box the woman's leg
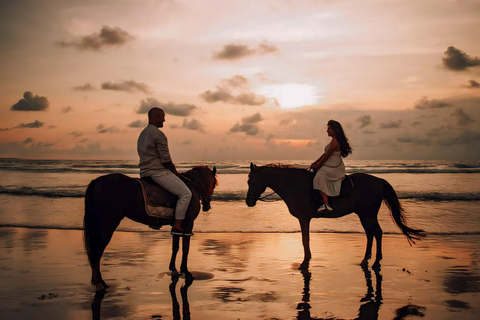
[320,191,329,206]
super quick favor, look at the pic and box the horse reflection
[169,273,193,320]
[91,274,194,320]
[296,266,383,320]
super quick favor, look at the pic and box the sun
[258,83,319,109]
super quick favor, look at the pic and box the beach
[1,228,479,320]
[1,159,479,319]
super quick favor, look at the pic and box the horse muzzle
[202,202,211,212]
[246,194,257,207]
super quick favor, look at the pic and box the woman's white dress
[313,142,345,197]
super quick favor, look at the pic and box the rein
[181,173,211,205]
[257,190,278,202]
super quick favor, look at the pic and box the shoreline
[1,228,479,319]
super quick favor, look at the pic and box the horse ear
[212,166,216,175]
[250,162,256,171]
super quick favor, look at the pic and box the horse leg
[91,220,120,291]
[180,236,193,280]
[299,218,311,270]
[169,235,181,275]
[358,214,374,268]
[372,221,383,271]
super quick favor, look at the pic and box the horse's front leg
[169,235,181,275]
[299,217,311,270]
[180,236,193,280]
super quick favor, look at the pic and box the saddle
[136,177,178,218]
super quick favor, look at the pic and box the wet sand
[0,228,479,319]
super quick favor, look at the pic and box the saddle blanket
[136,177,178,219]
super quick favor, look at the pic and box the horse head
[189,166,217,212]
[246,162,267,207]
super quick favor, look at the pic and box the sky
[1,0,480,161]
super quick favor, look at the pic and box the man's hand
[162,161,179,176]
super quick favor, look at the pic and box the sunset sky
[1,0,480,160]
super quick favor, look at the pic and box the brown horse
[246,163,425,270]
[83,166,217,291]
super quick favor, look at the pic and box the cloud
[56,26,134,51]
[357,115,371,128]
[200,75,267,106]
[213,44,255,60]
[101,80,151,93]
[97,123,120,133]
[414,97,451,109]
[451,108,474,126]
[10,91,49,111]
[135,98,199,116]
[18,120,44,128]
[128,120,148,128]
[396,136,432,145]
[279,117,295,126]
[73,83,95,91]
[363,130,376,134]
[199,87,234,103]
[437,130,480,146]
[62,106,73,113]
[229,113,264,136]
[223,75,250,88]
[258,41,278,54]
[182,119,204,131]
[379,120,402,129]
[442,46,480,71]
[0,139,56,156]
[234,92,267,106]
[467,80,480,88]
[213,41,278,60]
[412,121,422,127]
[0,120,45,131]
[70,131,83,137]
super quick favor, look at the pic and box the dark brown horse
[84,166,217,291]
[246,163,425,270]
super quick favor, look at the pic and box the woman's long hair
[328,120,352,158]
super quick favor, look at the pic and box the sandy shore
[0,228,479,319]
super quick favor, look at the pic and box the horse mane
[184,166,218,186]
[266,163,293,168]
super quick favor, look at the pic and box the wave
[1,224,480,235]
[1,159,480,175]
[1,186,479,201]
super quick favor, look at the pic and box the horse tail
[83,179,98,268]
[382,179,426,245]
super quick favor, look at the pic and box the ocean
[1,158,479,235]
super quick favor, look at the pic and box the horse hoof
[94,283,106,292]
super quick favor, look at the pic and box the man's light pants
[150,170,192,220]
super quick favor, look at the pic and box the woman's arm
[312,139,339,168]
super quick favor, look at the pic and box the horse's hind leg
[371,221,383,270]
[180,236,192,279]
[91,219,121,291]
[358,214,374,268]
[299,218,311,270]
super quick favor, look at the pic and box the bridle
[182,175,213,208]
[247,190,277,202]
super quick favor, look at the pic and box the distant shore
[1,228,479,319]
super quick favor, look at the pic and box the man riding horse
[137,107,192,236]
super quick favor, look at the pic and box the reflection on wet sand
[295,266,425,320]
[91,273,195,320]
[296,266,384,320]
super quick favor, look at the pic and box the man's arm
[162,161,179,176]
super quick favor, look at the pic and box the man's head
[148,107,165,128]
